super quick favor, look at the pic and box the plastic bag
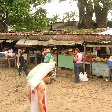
[27,62,55,88]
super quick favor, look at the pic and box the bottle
[79,72,83,81]
[83,72,88,81]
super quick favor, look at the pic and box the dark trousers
[109,68,112,81]
[18,63,28,75]
[74,63,83,83]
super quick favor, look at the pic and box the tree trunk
[85,12,93,28]
[0,20,8,33]
[85,0,93,28]
[95,10,108,28]
[94,1,108,28]
[78,0,86,29]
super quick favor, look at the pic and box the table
[58,54,74,69]
[28,55,37,64]
[0,57,17,68]
[91,62,109,77]
[85,62,92,76]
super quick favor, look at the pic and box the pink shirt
[76,53,83,63]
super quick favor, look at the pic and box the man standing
[73,48,83,83]
[30,72,52,112]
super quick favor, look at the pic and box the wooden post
[83,43,86,72]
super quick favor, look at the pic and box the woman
[44,48,54,63]
[73,48,83,83]
[17,48,28,76]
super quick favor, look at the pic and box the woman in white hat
[44,48,54,63]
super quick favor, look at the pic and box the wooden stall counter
[0,57,17,68]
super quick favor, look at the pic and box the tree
[77,0,86,28]
[59,0,112,28]
[94,0,112,28]
[78,0,112,28]
[85,0,94,28]
[63,11,76,22]
[0,0,51,32]
[0,0,31,32]
[33,7,51,31]
[51,14,60,23]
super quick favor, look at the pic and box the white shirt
[30,80,46,112]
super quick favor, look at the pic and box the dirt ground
[1,67,112,112]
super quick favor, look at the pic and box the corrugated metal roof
[16,39,83,46]
[0,40,5,43]
[54,41,82,45]
[98,28,112,35]
[6,40,14,43]
[16,39,25,46]
[24,40,38,46]
[16,39,38,46]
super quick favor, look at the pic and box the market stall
[58,52,74,69]
[57,29,112,77]
[57,44,84,69]
[85,44,112,77]
[0,51,16,67]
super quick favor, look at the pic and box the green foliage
[50,14,60,23]
[0,0,111,32]
[30,0,51,6]
[33,8,51,31]
[0,0,52,32]
[63,11,76,22]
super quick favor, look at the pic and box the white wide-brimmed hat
[46,48,50,53]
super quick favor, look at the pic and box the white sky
[42,0,78,19]
[34,0,112,21]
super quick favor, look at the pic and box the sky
[42,0,78,19]
[35,0,112,21]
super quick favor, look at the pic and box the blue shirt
[44,53,54,63]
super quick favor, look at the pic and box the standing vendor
[44,48,54,63]
[73,48,83,83]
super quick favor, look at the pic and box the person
[73,48,83,83]
[41,48,47,63]
[17,48,28,76]
[8,48,13,54]
[108,56,112,81]
[8,48,13,57]
[44,48,54,63]
[29,71,53,112]
[43,48,56,82]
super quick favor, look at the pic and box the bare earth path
[1,68,112,112]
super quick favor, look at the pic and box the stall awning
[54,41,82,45]
[6,40,14,43]
[0,40,5,43]
[16,39,38,46]
[98,28,112,35]
[16,39,84,46]
[16,39,25,46]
